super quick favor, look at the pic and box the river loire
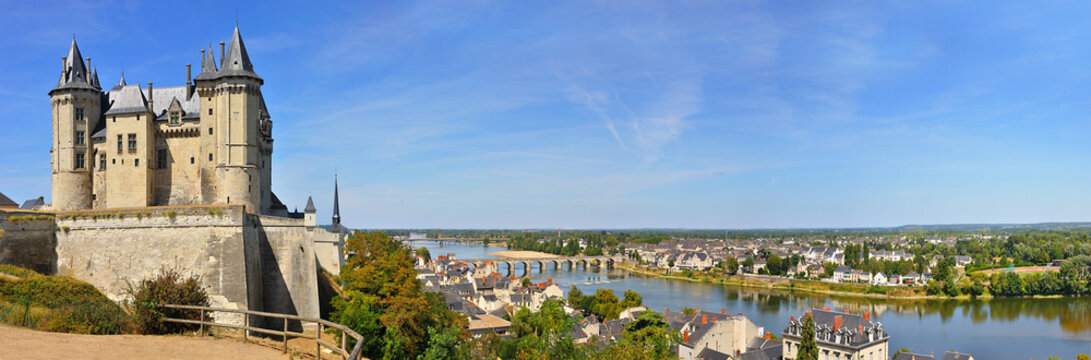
[409,241,1091,359]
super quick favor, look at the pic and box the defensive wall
[0,204,335,329]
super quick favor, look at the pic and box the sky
[1,1,1090,229]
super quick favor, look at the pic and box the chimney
[147,82,154,113]
[805,310,813,319]
[220,41,225,63]
[62,57,67,81]
[702,315,707,325]
[737,313,743,317]
[764,332,771,340]
[844,310,850,314]
[823,307,831,311]
[721,309,726,315]
[834,315,843,330]
[186,64,192,98]
[86,57,91,74]
[858,325,862,334]
[864,312,870,322]
[791,316,796,322]
[683,331,689,343]
[665,308,669,313]
[711,317,717,322]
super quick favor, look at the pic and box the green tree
[742,258,755,273]
[726,256,739,275]
[1076,353,1089,360]
[798,313,818,360]
[620,290,643,309]
[767,255,783,276]
[332,231,467,360]
[598,311,680,359]
[415,247,431,264]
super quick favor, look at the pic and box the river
[409,241,1091,359]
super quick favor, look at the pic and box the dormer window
[169,111,181,125]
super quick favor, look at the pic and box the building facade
[50,27,274,214]
[782,308,889,360]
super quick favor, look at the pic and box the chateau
[50,27,277,215]
[0,27,345,329]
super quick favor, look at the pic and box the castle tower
[194,26,268,213]
[303,196,316,228]
[49,37,102,210]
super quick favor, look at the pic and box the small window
[99,154,106,170]
[208,108,213,115]
[75,153,85,169]
[75,130,84,145]
[75,108,84,121]
[137,114,140,121]
[112,158,116,164]
[190,157,195,164]
[157,149,168,169]
[112,116,116,122]
[128,134,137,152]
[135,159,139,167]
[208,153,213,161]
[208,128,213,135]
[169,111,180,125]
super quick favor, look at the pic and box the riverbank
[616,262,977,300]
[489,250,559,259]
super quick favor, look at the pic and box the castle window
[112,116,116,123]
[117,135,123,153]
[208,128,213,135]
[208,108,213,115]
[157,149,168,169]
[135,159,139,167]
[75,153,85,169]
[190,157,195,164]
[128,134,137,152]
[169,111,180,125]
[99,154,106,170]
[208,153,213,161]
[75,108,84,121]
[75,131,84,145]
[137,114,140,121]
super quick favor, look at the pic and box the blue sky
[2,1,1090,229]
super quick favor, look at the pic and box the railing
[161,304,365,360]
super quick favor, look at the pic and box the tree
[332,231,468,360]
[1076,353,1089,360]
[1059,255,1091,295]
[726,256,739,275]
[767,255,783,276]
[415,247,431,264]
[742,258,755,273]
[620,290,643,309]
[598,311,680,360]
[798,313,818,360]
[567,286,585,310]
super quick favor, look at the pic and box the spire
[90,66,100,89]
[112,71,126,91]
[304,196,316,213]
[332,174,341,225]
[52,36,98,93]
[220,26,257,76]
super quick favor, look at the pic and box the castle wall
[153,130,202,206]
[0,210,57,275]
[251,215,320,328]
[53,205,259,325]
[104,112,155,208]
[312,229,343,276]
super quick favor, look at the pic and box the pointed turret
[216,26,261,81]
[51,36,98,93]
[332,174,341,226]
[112,72,127,91]
[303,195,317,227]
[304,196,316,213]
[194,46,219,81]
[90,66,101,89]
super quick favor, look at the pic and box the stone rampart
[251,215,320,329]
[0,210,57,274]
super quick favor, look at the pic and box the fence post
[199,309,204,337]
[316,323,322,359]
[341,329,347,360]
[283,318,288,353]
[23,296,30,328]
[243,315,249,343]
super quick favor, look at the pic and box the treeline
[988,256,1091,296]
[566,287,642,321]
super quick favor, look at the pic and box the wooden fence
[161,304,364,360]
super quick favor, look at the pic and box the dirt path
[0,324,292,360]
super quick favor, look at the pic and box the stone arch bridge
[462,255,625,277]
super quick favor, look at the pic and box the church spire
[332,174,341,225]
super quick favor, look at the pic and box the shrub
[127,270,211,334]
[0,264,41,279]
[0,266,124,334]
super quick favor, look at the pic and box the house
[673,309,764,360]
[871,272,888,286]
[781,308,889,360]
[903,272,922,286]
[834,266,853,283]
[677,251,715,270]
[467,314,511,337]
[738,335,783,360]
[850,269,872,283]
[19,196,45,210]
[952,256,972,268]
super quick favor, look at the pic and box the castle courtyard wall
[251,215,320,329]
[0,210,57,275]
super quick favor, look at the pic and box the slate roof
[304,196,316,213]
[53,38,99,92]
[940,351,973,360]
[893,352,935,360]
[0,192,17,207]
[740,337,782,360]
[103,84,148,115]
[20,196,44,210]
[697,348,732,360]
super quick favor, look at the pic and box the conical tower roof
[332,174,341,225]
[112,72,127,91]
[216,26,262,81]
[52,36,98,93]
[90,66,101,89]
[194,46,219,81]
[304,196,317,213]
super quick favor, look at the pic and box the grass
[0,265,126,334]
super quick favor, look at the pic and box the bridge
[457,255,626,277]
